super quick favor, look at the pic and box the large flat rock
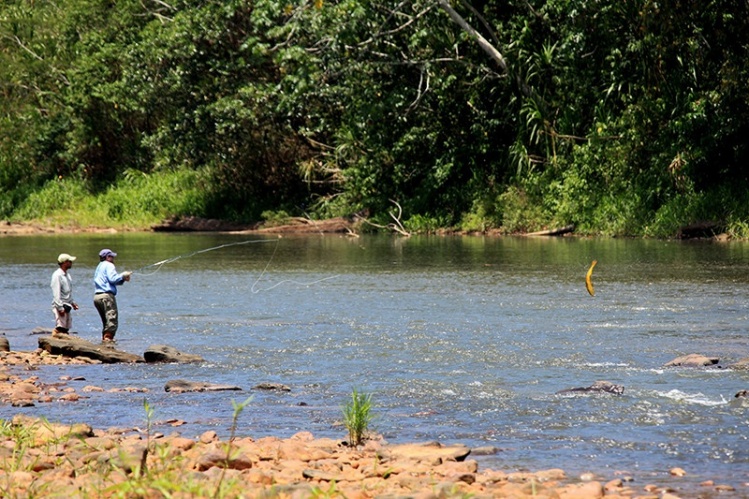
[38,335,144,363]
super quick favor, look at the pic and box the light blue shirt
[93,261,125,295]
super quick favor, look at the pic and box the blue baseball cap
[99,249,117,258]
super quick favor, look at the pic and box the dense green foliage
[1,0,748,236]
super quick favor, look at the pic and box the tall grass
[11,168,210,230]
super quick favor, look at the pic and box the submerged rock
[557,380,624,395]
[253,382,291,392]
[728,357,749,370]
[144,344,204,363]
[165,379,243,393]
[664,354,720,368]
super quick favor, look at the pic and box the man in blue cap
[93,249,132,342]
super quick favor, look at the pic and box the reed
[342,388,373,447]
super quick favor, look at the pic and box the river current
[1,233,748,493]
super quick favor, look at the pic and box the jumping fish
[585,260,597,296]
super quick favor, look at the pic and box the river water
[1,233,748,492]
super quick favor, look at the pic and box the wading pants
[93,292,118,337]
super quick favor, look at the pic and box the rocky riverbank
[1,347,746,498]
[0,412,729,499]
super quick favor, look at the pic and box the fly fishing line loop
[250,238,340,293]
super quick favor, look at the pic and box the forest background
[1,0,748,238]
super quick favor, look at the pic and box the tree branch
[435,0,508,73]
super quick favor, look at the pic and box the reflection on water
[1,233,749,490]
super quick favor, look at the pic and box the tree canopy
[1,0,748,236]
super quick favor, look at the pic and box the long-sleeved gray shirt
[51,268,74,311]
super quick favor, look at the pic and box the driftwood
[355,200,411,237]
[255,216,354,234]
[525,225,575,236]
[152,216,255,232]
[38,335,144,364]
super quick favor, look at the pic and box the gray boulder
[144,345,204,363]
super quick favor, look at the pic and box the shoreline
[0,217,736,241]
[1,348,746,498]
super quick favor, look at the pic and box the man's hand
[122,271,133,282]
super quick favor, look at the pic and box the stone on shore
[384,441,471,463]
[0,415,738,497]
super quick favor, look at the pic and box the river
[1,233,748,492]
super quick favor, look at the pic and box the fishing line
[133,237,339,291]
[250,238,340,293]
[134,239,278,276]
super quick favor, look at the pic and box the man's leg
[94,293,118,341]
[52,309,69,335]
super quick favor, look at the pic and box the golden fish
[585,260,597,296]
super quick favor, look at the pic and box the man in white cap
[51,253,79,335]
[93,249,131,342]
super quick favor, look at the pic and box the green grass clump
[342,388,373,447]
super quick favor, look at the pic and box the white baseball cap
[58,253,77,263]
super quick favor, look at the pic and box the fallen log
[525,225,575,236]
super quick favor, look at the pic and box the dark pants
[93,292,118,338]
